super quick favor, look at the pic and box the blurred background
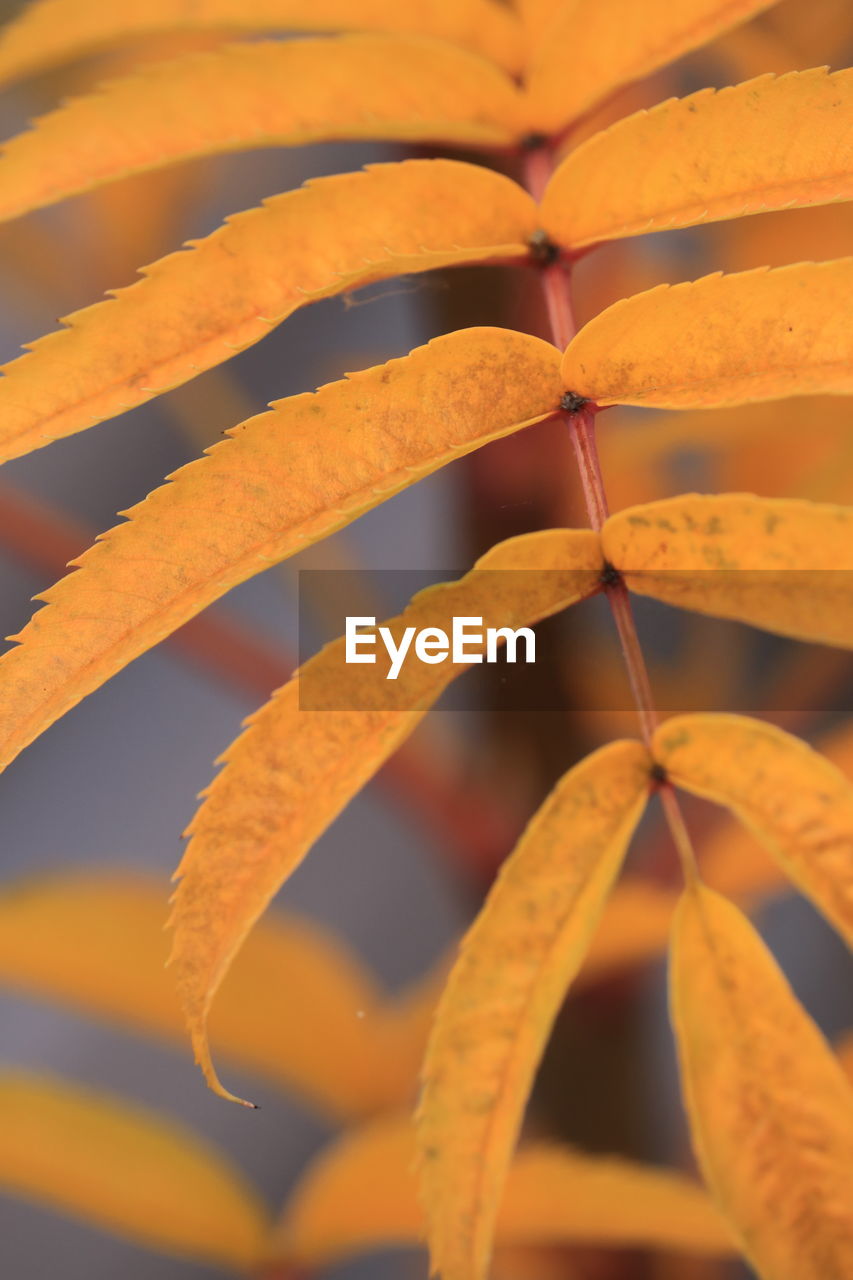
[0,0,851,1276]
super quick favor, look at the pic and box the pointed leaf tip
[171,528,603,1104]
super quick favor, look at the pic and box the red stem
[522,145,697,878]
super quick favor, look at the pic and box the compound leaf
[417,740,651,1280]
[0,328,562,776]
[542,68,853,248]
[671,884,853,1279]
[0,0,523,87]
[171,528,604,1104]
[0,1071,268,1269]
[0,870,403,1118]
[562,259,853,408]
[0,35,524,222]
[0,160,537,464]
[654,714,853,948]
[525,0,780,134]
[277,1114,733,1266]
[603,493,853,648]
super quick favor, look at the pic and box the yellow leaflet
[602,493,853,648]
[0,1071,267,1269]
[0,871,408,1119]
[542,69,853,248]
[524,0,780,135]
[0,36,525,222]
[671,885,853,1279]
[0,328,563,775]
[417,741,651,1280]
[374,815,790,1075]
[0,0,522,87]
[562,259,853,409]
[0,160,537,464]
[654,714,853,948]
[278,1113,732,1266]
[170,528,603,1103]
[578,879,680,983]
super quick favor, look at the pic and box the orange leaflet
[671,885,853,1280]
[0,0,523,87]
[0,36,525,222]
[562,259,853,409]
[276,1114,733,1267]
[0,870,409,1119]
[653,714,853,948]
[417,741,651,1280]
[602,493,853,648]
[170,528,604,1103]
[0,328,562,776]
[0,160,537,464]
[524,0,780,135]
[541,69,853,248]
[0,1071,268,1269]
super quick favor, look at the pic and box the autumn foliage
[0,1,851,1278]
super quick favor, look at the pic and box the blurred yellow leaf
[654,714,853,947]
[0,328,562,775]
[578,878,682,983]
[277,1113,734,1266]
[171,528,604,1103]
[0,0,522,87]
[714,202,853,273]
[562,259,853,408]
[0,160,537,464]
[0,870,406,1118]
[525,0,779,134]
[603,493,853,648]
[713,0,852,80]
[417,740,651,1280]
[671,884,853,1279]
[542,69,853,248]
[0,1071,268,1270]
[0,36,524,222]
[599,397,849,482]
